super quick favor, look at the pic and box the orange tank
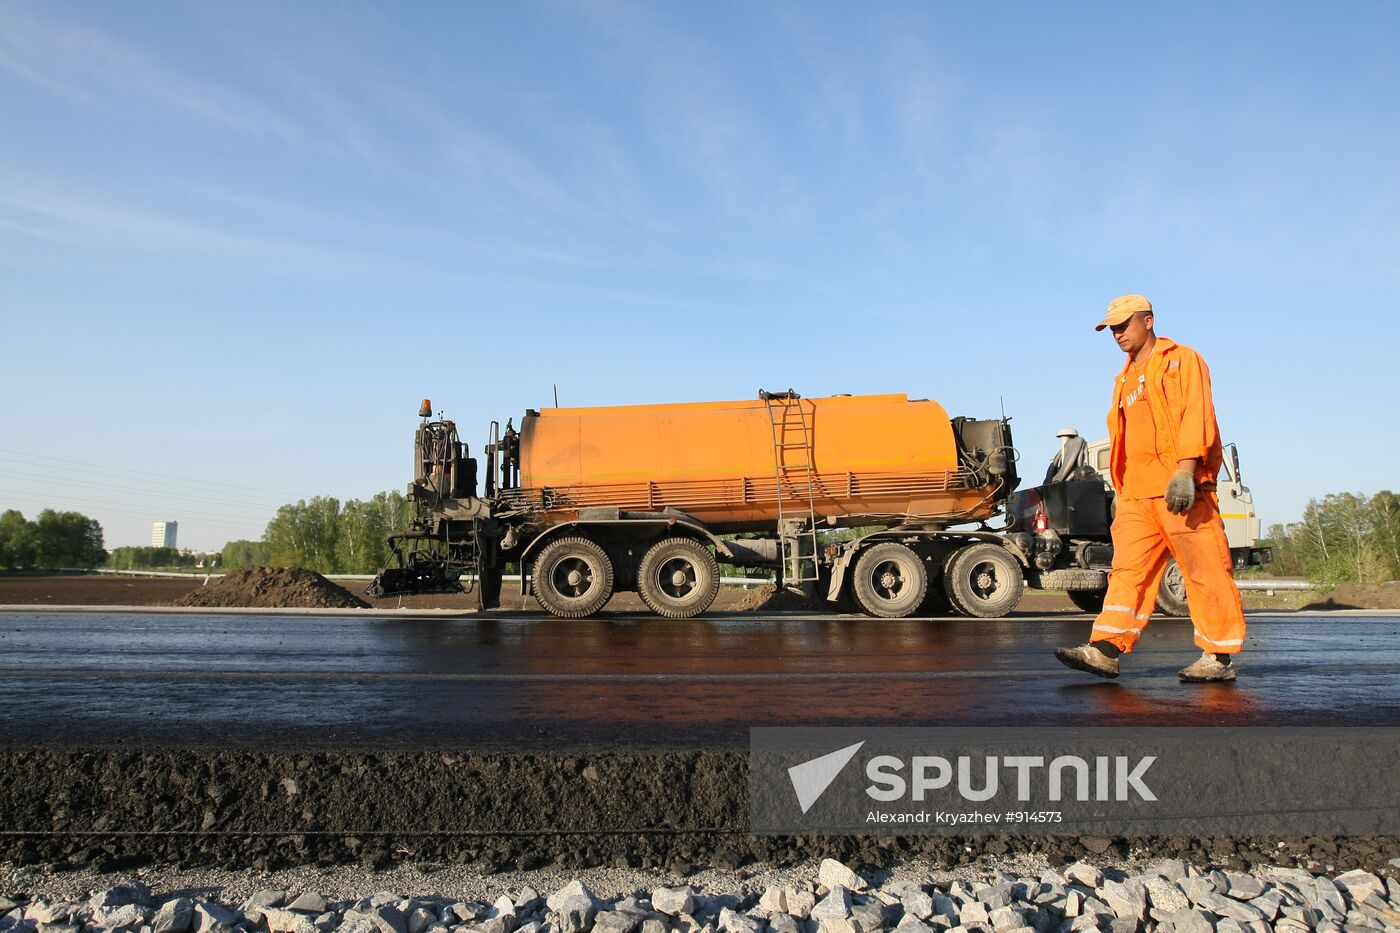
[511,393,1002,531]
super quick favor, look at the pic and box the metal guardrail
[92,568,778,588]
[91,567,1316,592]
[338,573,776,587]
[1235,578,1314,591]
[94,568,218,581]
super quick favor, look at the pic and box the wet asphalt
[1,609,1397,750]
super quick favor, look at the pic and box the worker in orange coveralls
[1055,294,1246,682]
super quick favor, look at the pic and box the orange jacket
[1105,336,1224,492]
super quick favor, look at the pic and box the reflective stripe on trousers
[1090,492,1246,655]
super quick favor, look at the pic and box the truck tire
[1068,589,1106,613]
[851,542,928,618]
[637,537,721,619]
[943,543,1025,619]
[531,536,614,618]
[1156,556,1190,617]
[939,550,967,616]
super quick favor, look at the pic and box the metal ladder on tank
[760,389,821,587]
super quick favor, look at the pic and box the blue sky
[2,1,1397,551]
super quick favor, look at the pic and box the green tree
[34,510,66,567]
[264,497,342,573]
[1307,493,1382,584]
[220,539,270,570]
[304,496,342,572]
[1267,490,1400,587]
[336,498,374,573]
[32,509,105,568]
[264,502,306,567]
[106,546,192,570]
[0,509,38,569]
[256,491,410,574]
[359,490,412,573]
[1369,491,1400,581]
[376,490,411,540]
[1263,521,1304,578]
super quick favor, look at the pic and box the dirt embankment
[0,575,206,606]
[1,748,1396,875]
[1302,581,1400,611]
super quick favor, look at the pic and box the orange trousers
[1090,492,1246,655]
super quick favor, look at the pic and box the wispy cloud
[0,159,676,290]
[217,41,676,256]
[0,215,62,241]
[0,5,304,143]
[0,168,339,266]
[883,27,961,195]
[772,7,870,148]
[962,124,1066,235]
[0,3,843,293]
[566,1,801,224]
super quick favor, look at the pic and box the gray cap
[1055,427,1079,438]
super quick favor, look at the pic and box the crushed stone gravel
[4,855,1399,933]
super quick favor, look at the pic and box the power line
[0,468,286,515]
[0,456,294,507]
[0,491,271,531]
[0,448,307,499]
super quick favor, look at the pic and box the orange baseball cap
[1096,294,1153,331]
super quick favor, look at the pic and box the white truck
[1004,437,1271,615]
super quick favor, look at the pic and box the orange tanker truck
[368,390,1023,619]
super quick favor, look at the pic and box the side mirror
[1226,443,1241,483]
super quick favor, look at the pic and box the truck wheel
[940,550,967,616]
[1156,556,1190,617]
[851,543,928,619]
[637,537,720,619]
[943,543,1025,619]
[531,536,614,618]
[1068,589,1106,613]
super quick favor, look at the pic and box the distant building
[151,521,178,549]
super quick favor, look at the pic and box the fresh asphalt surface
[1,609,1398,750]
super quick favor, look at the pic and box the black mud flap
[477,565,502,610]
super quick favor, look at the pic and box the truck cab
[1083,438,1270,571]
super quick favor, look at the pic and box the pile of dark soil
[176,567,368,610]
[1302,581,1400,611]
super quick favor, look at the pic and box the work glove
[1165,470,1196,514]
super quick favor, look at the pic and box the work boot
[1178,650,1237,682]
[1054,644,1120,679]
